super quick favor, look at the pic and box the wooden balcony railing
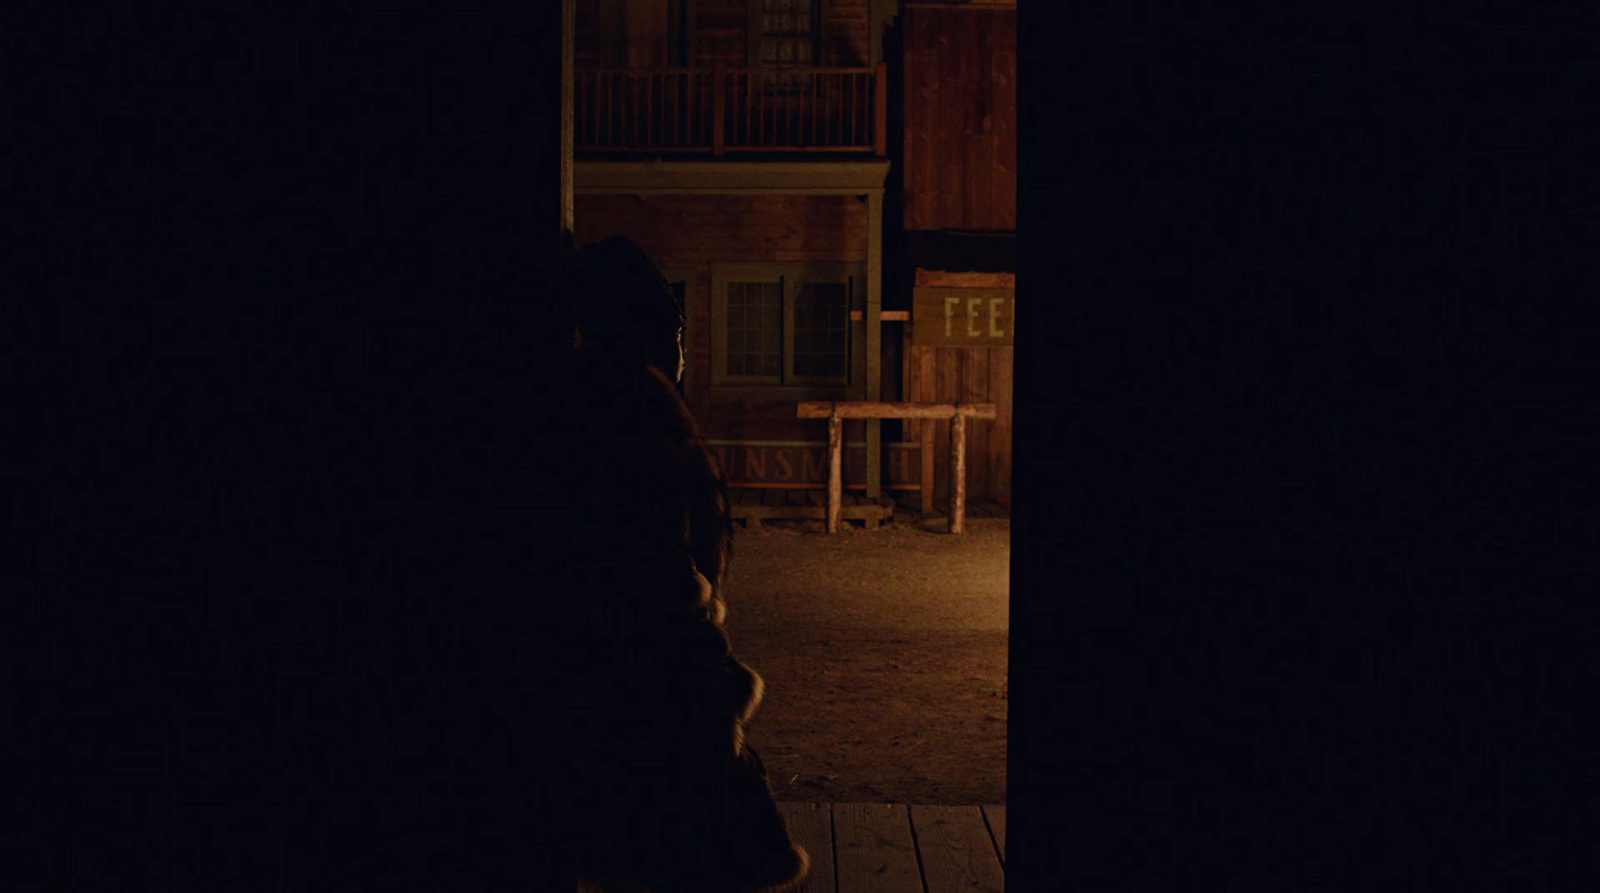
[574,63,887,156]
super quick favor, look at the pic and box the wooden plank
[949,412,967,533]
[963,346,991,503]
[965,135,997,231]
[980,805,1005,865]
[934,347,960,504]
[911,805,1005,893]
[935,11,965,230]
[916,271,1014,289]
[778,802,838,893]
[970,11,993,136]
[827,410,843,533]
[728,504,890,523]
[832,803,924,893]
[989,345,1012,502]
[866,188,884,500]
[990,10,1017,229]
[905,12,939,230]
[915,346,937,514]
[957,14,985,227]
[797,402,997,420]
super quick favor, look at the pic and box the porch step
[729,487,895,529]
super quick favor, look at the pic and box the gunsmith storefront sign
[706,441,923,489]
[911,287,1015,347]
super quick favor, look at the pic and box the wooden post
[827,404,843,533]
[950,408,967,534]
[713,60,726,156]
[865,189,884,500]
[559,0,575,240]
[874,60,888,157]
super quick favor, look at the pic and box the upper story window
[757,0,818,68]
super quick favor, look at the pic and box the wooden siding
[901,6,1017,231]
[575,193,869,442]
[904,270,1013,504]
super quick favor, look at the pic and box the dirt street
[721,517,1009,806]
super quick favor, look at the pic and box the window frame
[710,260,864,393]
[747,0,824,70]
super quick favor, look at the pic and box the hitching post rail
[796,401,998,533]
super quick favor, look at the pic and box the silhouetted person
[552,236,810,892]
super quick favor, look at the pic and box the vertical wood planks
[964,136,997,231]
[934,346,960,506]
[958,11,987,230]
[962,346,990,503]
[934,12,965,230]
[779,802,839,893]
[980,805,1005,866]
[989,346,1012,501]
[911,805,1005,893]
[916,346,937,514]
[990,11,1017,229]
[832,803,925,893]
[904,10,939,231]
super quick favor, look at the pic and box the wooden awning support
[797,401,997,533]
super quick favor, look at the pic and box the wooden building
[571,0,1016,521]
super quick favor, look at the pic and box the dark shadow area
[1009,4,1594,890]
[8,7,803,891]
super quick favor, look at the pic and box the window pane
[792,281,849,379]
[725,280,783,380]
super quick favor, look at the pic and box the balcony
[574,63,887,157]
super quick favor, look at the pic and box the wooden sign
[912,287,1015,347]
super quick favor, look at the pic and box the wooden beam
[798,401,996,420]
[827,407,843,533]
[950,410,967,533]
[850,309,909,321]
[866,189,884,499]
[561,0,575,240]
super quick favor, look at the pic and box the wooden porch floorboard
[778,803,1005,893]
